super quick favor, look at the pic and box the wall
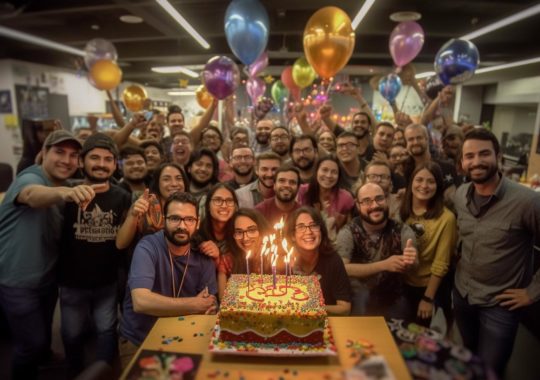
[458,85,483,124]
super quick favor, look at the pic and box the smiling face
[336,135,359,163]
[357,183,389,226]
[351,113,370,139]
[164,201,197,247]
[270,128,290,157]
[405,126,428,157]
[274,170,299,203]
[168,112,185,135]
[143,145,163,171]
[373,125,394,152]
[293,212,321,253]
[255,158,281,189]
[81,147,116,184]
[209,187,236,223]
[42,142,80,183]
[291,138,316,170]
[255,120,272,144]
[461,139,499,184]
[201,129,222,153]
[411,168,437,202]
[171,134,192,166]
[318,131,336,153]
[122,153,148,182]
[189,155,214,186]
[316,160,339,190]
[233,215,261,253]
[158,166,185,199]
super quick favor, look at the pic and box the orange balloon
[89,60,122,90]
[122,85,148,112]
[196,85,213,109]
[303,7,355,79]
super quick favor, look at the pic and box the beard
[164,225,191,246]
[294,157,315,171]
[276,188,295,202]
[232,165,252,176]
[409,144,426,157]
[272,145,288,156]
[360,206,389,225]
[190,175,212,189]
[83,166,112,184]
[466,163,498,184]
[353,127,368,139]
[256,134,269,144]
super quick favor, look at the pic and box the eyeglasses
[366,173,391,181]
[233,227,259,239]
[292,147,314,155]
[295,223,321,233]
[357,195,386,207]
[337,142,358,150]
[231,155,254,162]
[202,135,220,141]
[211,197,235,207]
[271,135,290,142]
[173,139,190,146]
[165,215,198,226]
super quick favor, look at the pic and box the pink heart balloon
[389,21,425,67]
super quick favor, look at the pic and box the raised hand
[402,238,417,266]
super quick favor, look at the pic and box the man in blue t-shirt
[0,130,98,380]
[119,192,217,367]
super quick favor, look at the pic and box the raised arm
[17,184,98,208]
[190,98,219,145]
[106,90,126,128]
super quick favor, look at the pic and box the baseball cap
[43,130,82,149]
[80,132,119,158]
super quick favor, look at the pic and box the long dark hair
[186,148,219,185]
[226,208,271,274]
[150,162,189,201]
[400,162,445,221]
[199,183,238,241]
[285,206,336,256]
[304,155,345,207]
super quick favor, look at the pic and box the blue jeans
[453,288,520,377]
[0,284,57,380]
[60,283,118,377]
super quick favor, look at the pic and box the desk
[122,315,411,380]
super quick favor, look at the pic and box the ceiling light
[415,71,436,79]
[390,11,422,22]
[476,56,540,74]
[120,15,144,24]
[352,0,376,30]
[155,0,210,49]
[151,66,199,77]
[0,25,85,56]
[91,24,100,30]
[461,3,540,40]
[168,91,195,96]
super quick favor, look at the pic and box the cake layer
[219,329,324,345]
[219,274,326,343]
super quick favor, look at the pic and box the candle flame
[246,250,251,259]
[273,216,285,231]
[282,238,288,253]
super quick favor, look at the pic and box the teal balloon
[225,0,270,65]
[378,74,402,103]
[271,80,289,106]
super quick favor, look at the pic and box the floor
[0,303,539,379]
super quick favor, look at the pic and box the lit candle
[260,236,268,284]
[271,244,278,289]
[286,247,294,288]
[246,250,251,289]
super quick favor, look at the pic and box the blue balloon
[434,39,479,85]
[225,0,269,66]
[378,74,402,103]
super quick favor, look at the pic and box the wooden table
[122,315,411,380]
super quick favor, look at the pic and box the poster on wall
[0,90,12,113]
[15,85,49,119]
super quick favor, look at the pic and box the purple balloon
[246,76,266,105]
[248,51,269,77]
[202,56,240,100]
[389,21,425,67]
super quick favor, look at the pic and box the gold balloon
[89,60,122,90]
[196,85,213,109]
[292,57,317,89]
[122,85,148,112]
[303,7,355,79]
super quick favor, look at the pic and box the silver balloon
[84,38,118,70]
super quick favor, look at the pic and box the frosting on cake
[219,274,327,344]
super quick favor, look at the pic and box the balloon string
[399,86,411,113]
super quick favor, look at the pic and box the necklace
[168,245,191,298]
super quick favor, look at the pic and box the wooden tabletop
[122,315,411,380]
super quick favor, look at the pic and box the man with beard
[120,192,217,366]
[453,128,540,377]
[336,183,417,317]
[372,122,395,160]
[251,119,273,155]
[170,131,192,167]
[186,148,219,202]
[336,132,364,189]
[118,145,149,200]
[256,166,301,226]
[441,124,464,165]
[200,125,233,181]
[167,106,185,136]
[403,124,457,203]
[270,125,291,161]
[226,146,256,190]
[235,151,281,209]
[57,133,132,377]
[140,140,164,174]
[290,134,318,183]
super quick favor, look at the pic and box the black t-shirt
[313,253,352,305]
[58,184,132,288]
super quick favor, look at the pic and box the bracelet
[421,295,434,303]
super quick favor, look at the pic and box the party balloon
[378,74,402,103]
[224,0,269,65]
[246,77,266,105]
[195,85,213,109]
[281,66,301,101]
[248,51,269,77]
[435,38,480,85]
[89,60,122,91]
[292,57,317,89]
[84,38,118,70]
[303,6,355,79]
[202,56,240,100]
[389,21,424,68]
[425,75,445,100]
[271,80,289,106]
[122,85,148,112]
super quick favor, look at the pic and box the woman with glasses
[399,162,456,326]
[219,209,271,299]
[194,183,239,267]
[297,156,354,240]
[285,206,352,315]
[116,163,189,249]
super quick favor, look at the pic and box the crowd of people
[0,83,539,380]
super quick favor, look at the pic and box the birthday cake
[218,274,327,345]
